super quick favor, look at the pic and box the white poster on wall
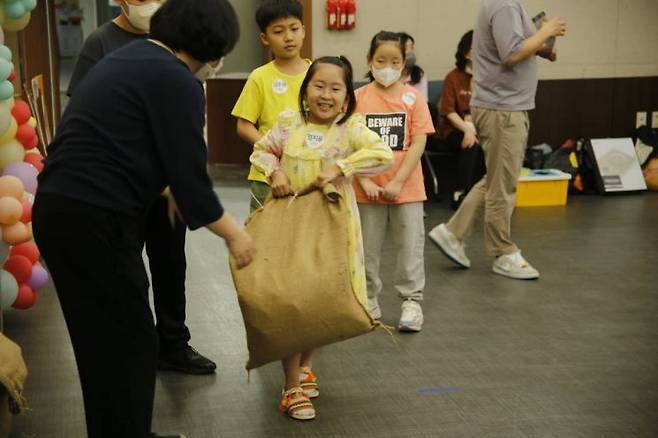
[589,138,647,192]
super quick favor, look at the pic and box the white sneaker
[398,300,423,332]
[428,223,471,268]
[492,251,539,280]
[367,298,382,320]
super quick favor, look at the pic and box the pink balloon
[26,264,48,290]
[2,161,38,194]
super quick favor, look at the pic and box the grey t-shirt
[67,21,147,97]
[470,0,537,111]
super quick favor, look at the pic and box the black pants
[33,194,156,438]
[143,196,190,353]
[446,129,487,195]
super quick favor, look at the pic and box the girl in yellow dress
[250,56,393,421]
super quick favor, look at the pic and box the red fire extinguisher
[327,0,338,30]
[327,0,356,30]
[337,0,348,29]
[346,0,356,29]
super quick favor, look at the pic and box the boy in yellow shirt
[232,0,311,212]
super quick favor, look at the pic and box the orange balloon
[0,196,23,225]
[0,175,24,199]
[2,221,30,245]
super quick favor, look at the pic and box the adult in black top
[68,0,217,374]
[67,0,220,375]
[32,1,253,437]
[44,39,223,224]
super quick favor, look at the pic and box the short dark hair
[150,0,240,63]
[455,30,473,71]
[398,31,424,85]
[398,32,415,46]
[255,0,304,33]
[299,56,356,126]
[365,31,405,82]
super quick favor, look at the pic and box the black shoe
[150,433,186,438]
[158,345,217,375]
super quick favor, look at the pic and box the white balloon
[0,268,19,309]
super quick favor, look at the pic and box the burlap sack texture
[230,185,377,370]
[0,333,28,414]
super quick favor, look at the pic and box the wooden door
[8,0,60,143]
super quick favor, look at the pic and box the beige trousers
[447,108,529,256]
[359,202,425,302]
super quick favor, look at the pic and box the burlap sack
[0,333,27,414]
[230,185,377,370]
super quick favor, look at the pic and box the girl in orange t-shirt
[353,31,435,332]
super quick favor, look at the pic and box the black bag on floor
[523,147,545,169]
[543,138,598,194]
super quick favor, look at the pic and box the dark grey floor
[5,183,658,438]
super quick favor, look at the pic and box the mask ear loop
[119,2,129,17]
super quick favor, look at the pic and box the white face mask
[195,58,225,82]
[122,1,160,32]
[371,66,402,88]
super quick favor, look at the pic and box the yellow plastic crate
[516,170,572,207]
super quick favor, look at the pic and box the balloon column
[0,2,48,311]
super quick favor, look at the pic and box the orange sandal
[299,367,319,398]
[279,387,315,421]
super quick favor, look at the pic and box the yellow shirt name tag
[272,79,288,94]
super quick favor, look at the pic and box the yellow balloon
[27,117,37,128]
[0,116,17,144]
[0,7,5,27]
[3,12,31,32]
[0,139,25,172]
[0,101,11,135]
